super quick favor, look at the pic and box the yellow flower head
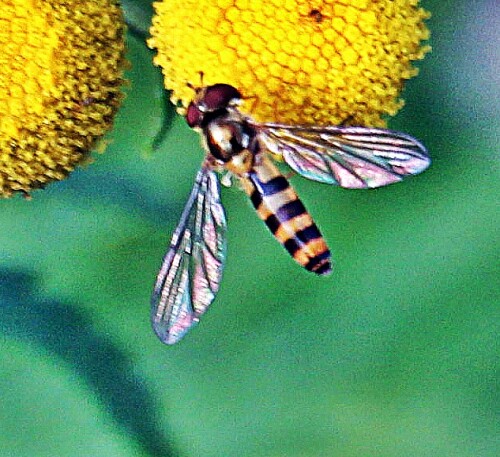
[0,0,126,197]
[149,0,430,126]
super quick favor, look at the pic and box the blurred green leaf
[0,338,142,457]
[0,270,178,457]
[122,0,155,39]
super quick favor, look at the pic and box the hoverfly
[152,83,430,344]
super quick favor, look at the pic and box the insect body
[152,84,430,344]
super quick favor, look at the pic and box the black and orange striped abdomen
[240,156,332,275]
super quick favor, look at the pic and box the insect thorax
[204,112,259,173]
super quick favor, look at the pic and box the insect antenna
[187,71,205,92]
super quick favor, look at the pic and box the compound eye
[186,102,202,127]
[203,84,242,111]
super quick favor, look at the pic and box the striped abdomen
[240,156,332,275]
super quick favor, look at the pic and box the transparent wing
[257,123,430,189]
[151,167,227,344]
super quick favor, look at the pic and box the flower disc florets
[0,0,126,197]
[149,0,430,127]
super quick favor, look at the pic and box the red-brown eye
[186,102,202,127]
[202,84,242,111]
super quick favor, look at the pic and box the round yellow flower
[0,0,126,197]
[149,0,430,126]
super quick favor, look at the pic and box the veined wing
[151,167,227,344]
[257,123,430,189]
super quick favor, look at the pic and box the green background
[1,1,498,456]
